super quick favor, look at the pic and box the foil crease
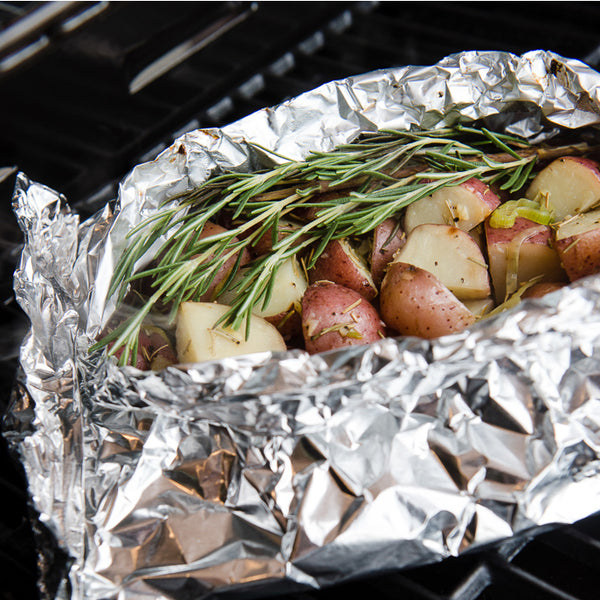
[6,50,600,599]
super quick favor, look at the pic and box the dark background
[1,2,600,599]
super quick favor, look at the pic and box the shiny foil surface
[6,50,600,599]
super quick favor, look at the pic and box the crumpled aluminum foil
[7,49,600,599]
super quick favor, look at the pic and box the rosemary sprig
[91,126,551,365]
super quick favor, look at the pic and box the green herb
[92,125,543,366]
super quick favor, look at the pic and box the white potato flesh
[485,217,566,303]
[404,178,500,233]
[220,256,307,319]
[176,302,287,363]
[525,156,600,220]
[462,297,495,318]
[392,223,490,300]
[554,207,600,240]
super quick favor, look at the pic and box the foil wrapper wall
[6,50,600,599]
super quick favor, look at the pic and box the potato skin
[380,262,476,339]
[370,218,406,285]
[525,156,600,220]
[554,228,600,282]
[301,281,385,353]
[521,282,566,299]
[393,223,490,300]
[485,217,566,303]
[243,219,308,258]
[134,222,251,306]
[108,325,177,371]
[404,177,500,233]
[193,222,251,301]
[308,238,378,300]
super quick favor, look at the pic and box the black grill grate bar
[489,554,587,600]
[507,528,600,600]
[447,563,492,600]
[4,110,140,159]
[4,143,83,190]
[317,30,407,72]
[559,524,600,554]
[353,4,600,63]
[0,543,36,578]
[536,526,600,570]
[369,571,451,600]
[8,74,167,134]
[334,10,465,67]
[324,29,418,70]
[293,51,367,84]
[352,8,502,53]
[439,2,600,42]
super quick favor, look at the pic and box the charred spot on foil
[177,144,186,156]
[199,129,220,140]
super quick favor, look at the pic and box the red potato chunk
[525,156,600,220]
[295,188,356,223]
[370,217,406,285]
[176,302,287,363]
[219,256,307,341]
[135,222,251,306]
[301,282,385,354]
[380,262,476,339]
[109,325,177,371]
[521,282,566,299]
[392,223,491,300]
[553,207,600,282]
[192,222,251,302]
[404,178,500,233]
[485,216,567,303]
[242,218,308,258]
[308,238,378,301]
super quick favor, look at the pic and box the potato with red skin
[144,326,178,370]
[370,218,406,285]
[108,325,177,371]
[238,218,309,258]
[295,188,356,222]
[380,262,476,339]
[392,223,490,300]
[521,282,566,299]
[301,281,385,354]
[220,256,307,341]
[552,207,600,282]
[525,156,600,220]
[485,216,566,303]
[404,177,500,233]
[134,221,251,306]
[109,332,151,370]
[192,222,251,301]
[308,238,378,301]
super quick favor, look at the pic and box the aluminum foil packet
[7,50,600,599]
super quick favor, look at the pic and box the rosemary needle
[92,126,549,365]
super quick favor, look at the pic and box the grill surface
[2,2,600,599]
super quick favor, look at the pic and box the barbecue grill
[2,2,600,599]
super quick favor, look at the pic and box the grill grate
[2,2,600,599]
